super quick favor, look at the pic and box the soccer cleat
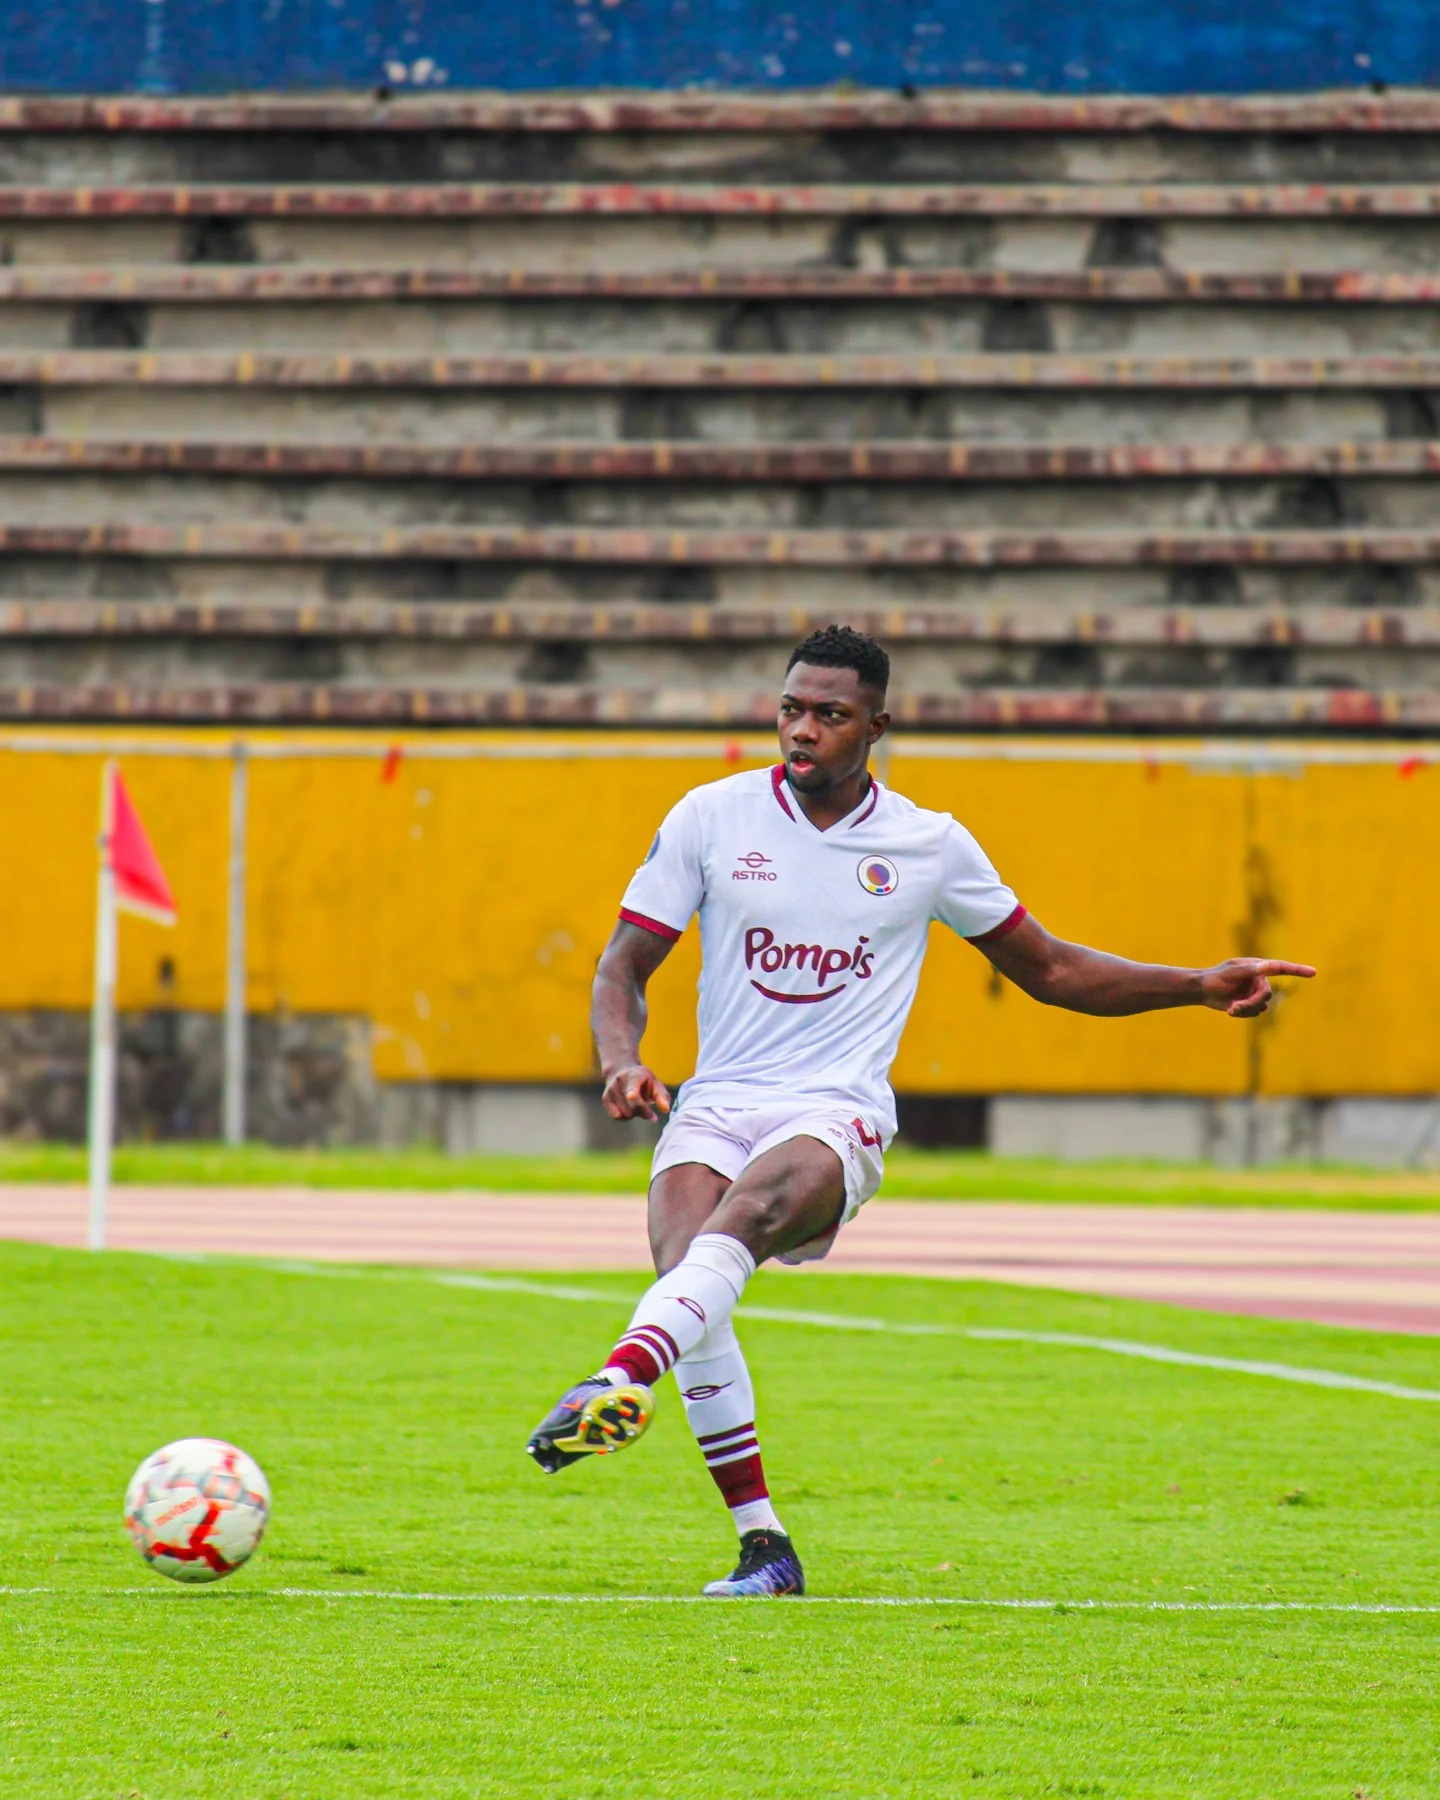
[525,1378,655,1473]
[702,1529,806,1599]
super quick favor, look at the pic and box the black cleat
[702,1528,806,1598]
[525,1378,655,1473]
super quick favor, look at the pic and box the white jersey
[619,765,1024,1142]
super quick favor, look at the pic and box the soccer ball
[124,1438,271,1584]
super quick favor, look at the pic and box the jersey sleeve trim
[619,907,684,943]
[966,903,1028,945]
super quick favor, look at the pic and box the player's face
[777,662,888,791]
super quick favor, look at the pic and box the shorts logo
[672,1296,707,1325]
[857,856,899,896]
[681,1383,733,1401]
[733,851,777,883]
[852,1117,882,1149]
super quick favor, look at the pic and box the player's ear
[868,706,891,746]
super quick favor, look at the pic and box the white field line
[1,1585,1437,1614]
[158,1252,1440,1405]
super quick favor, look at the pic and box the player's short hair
[785,624,890,701]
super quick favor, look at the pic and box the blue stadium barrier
[0,0,1431,96]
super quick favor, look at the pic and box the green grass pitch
[4,1140,1440,1209]
[1,1239,1437,1798]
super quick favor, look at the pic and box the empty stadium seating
[2,89,1440,729]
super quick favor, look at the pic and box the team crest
[857,856,898,896]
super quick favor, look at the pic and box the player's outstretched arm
[977,914,1315,1019]
[592,920,678,1120]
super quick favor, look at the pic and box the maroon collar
[770,763,882,831]
[847,780,882,830]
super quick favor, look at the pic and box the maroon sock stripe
[610,1323,681,1382]
[625,1324,681,1366]
[696,1421,757,1448]
[606,1341,663,1384]
[708,1451,770,1509]
[704,1438,761,1465]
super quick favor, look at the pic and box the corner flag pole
[86,760,118,1252]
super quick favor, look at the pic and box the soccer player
[525,625,1315,1597]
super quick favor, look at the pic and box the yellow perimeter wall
[1,729,1435,1098]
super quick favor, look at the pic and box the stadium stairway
[3,90,1440,729]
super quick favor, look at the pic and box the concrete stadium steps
[28,392,1432,446]
[10,352,1439,449]
[2,91,1440,728]
[7,436,1440,480]
[11,269,1440,301]
[0,680,1428,730]
[6,93,1440,131]
[4,184,1440,294]
[17,182,1440,216]
[6,598,1433,647]
[7,300,1440,360]
[10,522,1440,563]
[4,483,1440,549]
[21,133,1440,189]
[0,597,1424,703]
[0,642,1399,709]
[6,350,1440,387]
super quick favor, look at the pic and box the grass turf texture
[1,1244,1437,1797]
[3,1139,1439,1210]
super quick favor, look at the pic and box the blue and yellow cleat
[702,1529,806,1598]
[525,1377,655,1473]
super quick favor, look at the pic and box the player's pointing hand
[1199,958,1317,1019]
[602,1063,673,1122]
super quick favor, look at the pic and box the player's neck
[788,766,872,832]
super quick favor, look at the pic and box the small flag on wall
[110,767,177,926]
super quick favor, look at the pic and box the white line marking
[2,1585,1437,1613]
[162,1253,1440,1405]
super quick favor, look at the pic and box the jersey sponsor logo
[744,925,874,1004]
[733,850,777,882]
[857,856,899,896]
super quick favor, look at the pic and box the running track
[3,1184,1440,1334]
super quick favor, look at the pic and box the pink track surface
[4,1184,1440,1334]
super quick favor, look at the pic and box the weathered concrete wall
[0,1008,375,1144]
[0,1007,655,1152]
[990,1095,1440,1168]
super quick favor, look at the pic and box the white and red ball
[124,1438,270,1583]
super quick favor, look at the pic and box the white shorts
[649,1098,886,1263]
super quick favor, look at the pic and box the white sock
[604,1234,756,1387]
[674,1319,783,1538]
[730,1497,785,1536]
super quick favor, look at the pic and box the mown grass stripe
[159,1253,1440,1405]
[3,1586,1437,1613]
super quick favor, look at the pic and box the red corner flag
[109,766,177,926]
